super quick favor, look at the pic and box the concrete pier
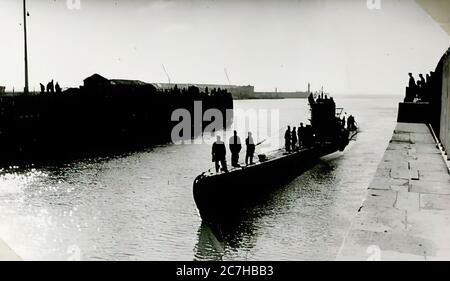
[0,239,20,261]
[337,122,450,261]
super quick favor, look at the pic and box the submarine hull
[193,141,343,222]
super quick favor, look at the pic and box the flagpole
[23,0,29,94]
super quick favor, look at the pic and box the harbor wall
[339,47,450,260]
[397,48,450,157]
[337,122,450,260]
[440,51,450,158]
[0,74,234,165]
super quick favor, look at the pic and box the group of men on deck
[211,131,256,173]
[284,123,313,152]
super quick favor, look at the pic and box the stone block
[411,180,450,195]
[420,194,450,210]
[395,191,420,212]
[395,123,430,134]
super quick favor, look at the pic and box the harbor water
[0,96,401,261]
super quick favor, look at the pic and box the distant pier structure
[398,47,450,157]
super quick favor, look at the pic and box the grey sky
[0,0,449,95]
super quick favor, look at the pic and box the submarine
[193,94,357,222]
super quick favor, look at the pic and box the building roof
[83,74,252,90]
[84,73,109,83]
[110,79,148,86]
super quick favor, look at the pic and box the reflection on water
[0,96,400,260]
[193,156,343,261]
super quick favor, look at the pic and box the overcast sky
[0,0,449,95]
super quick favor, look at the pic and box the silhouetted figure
[245,132,255,165]
[308,93,315,105]
[298,123,305,147]
[405,73,417,102]
[46,80,55,94]
[284,126,291,152]
[304,125,313,147]
[229,130,242,168]
[40,83,45,94]
[424,73,432,102]
[419,74,426,87]
[212,135,228,173]
[347,115,356,131]
[55,82,62,94]
[418,74,426,100]
[317,95,322,103]
[50,80,55,93]
[291,127,298,151]
[408,73,416,88]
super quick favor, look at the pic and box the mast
[23,0,29,94]
[162,64,171,85]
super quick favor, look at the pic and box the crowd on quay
[402,67,444,141]
[36,79,231,100]
[39,80,62,94]
[405,72,436,102]
[160,85,230,98]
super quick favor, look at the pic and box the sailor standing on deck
[245,132,256,166]
[284,126,291,152]
[229,130,242,168]
[347,115,356,131]
[212,136,228,173]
